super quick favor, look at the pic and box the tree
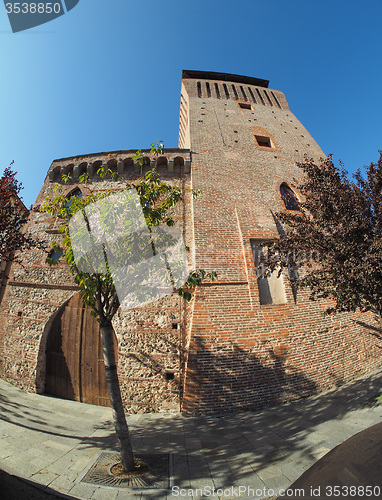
[0,163,41,273]
[260,152,382,316]
[42,143,216,472]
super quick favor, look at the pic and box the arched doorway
[44,293,117,407]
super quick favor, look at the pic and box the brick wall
[180,71,382,414]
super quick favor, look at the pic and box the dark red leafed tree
[0,164,39,268]
[261,151,382,316]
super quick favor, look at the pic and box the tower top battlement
[182,70,269,88]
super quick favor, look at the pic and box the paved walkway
[0,371,382,500]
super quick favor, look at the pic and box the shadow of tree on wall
[355,320,382,344]
[44,323,76,403]
[184,338,318,415]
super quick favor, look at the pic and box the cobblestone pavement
[0,370,382,499]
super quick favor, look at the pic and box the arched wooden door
[45,293,116,407]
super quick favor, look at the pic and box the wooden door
[45,293,116,406]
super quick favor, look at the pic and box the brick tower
[0,70,381,415]
[178,70,382,414]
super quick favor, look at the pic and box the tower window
[251,240,286,305]
[60,187,83,217]
[232,84,239,100]
[239,102,252,110]
[271,91,282,109]
[280,183,299,210]
[255,135,272,148]
[240,86,248,101]
[248,87,257,103]
[165,370,175,381]
[256,88,266,105]
[46,248,63,265]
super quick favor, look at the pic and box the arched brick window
[65,187,82,213]
[67,187,82,199]
[280,183,299,210]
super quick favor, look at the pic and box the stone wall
[0,149,193,413]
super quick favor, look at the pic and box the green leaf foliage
[42,143,217,323]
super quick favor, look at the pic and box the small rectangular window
[239,102,252,110]
[251,240,286,305]
[165,370,175,380]
[255,135,272,148]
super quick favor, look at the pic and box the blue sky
[0,0,381,207]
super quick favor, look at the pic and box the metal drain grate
[80,452,171,489]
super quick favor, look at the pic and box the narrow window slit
[223,83,230,99]
[264,90,273,106]
[256,88,265,105]
[248,87,257,103]
[271,91,282,108]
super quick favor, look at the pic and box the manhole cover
[80,452,171,489]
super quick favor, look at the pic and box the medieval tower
[0,70,381,414]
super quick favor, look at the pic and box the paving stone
[48,474,77,492]
[272,459,302,483]
[91,486,121,499]
[45,458,77,475]
[30,469,60,486]
[256,465,290,489]
[41,439,76,453]
[115,491,141,499]
[69,456,96,472]
[0,443,14,458]
[68,482,98,497]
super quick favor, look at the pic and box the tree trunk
[100,322,135,472]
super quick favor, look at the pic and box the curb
[0,461,81,500]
